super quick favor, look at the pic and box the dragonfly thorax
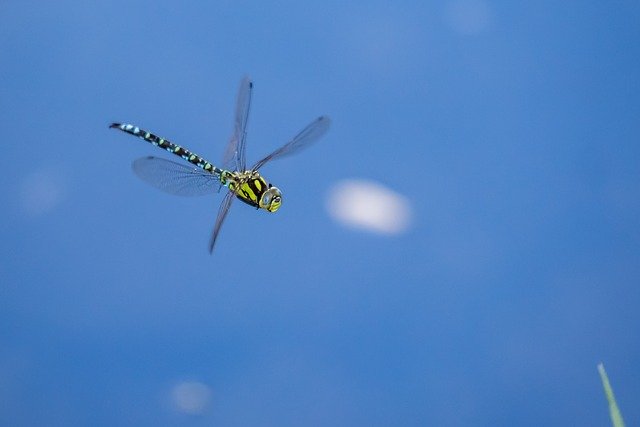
[224,170,282,213]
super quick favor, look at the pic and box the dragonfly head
[260,186,282,212]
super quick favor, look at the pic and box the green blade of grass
[598,363,626,427]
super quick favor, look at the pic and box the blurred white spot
[20,170,65,216]
[171,381,212,415]
[326,179,412,234]
[444,0,492,35]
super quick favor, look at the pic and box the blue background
[1,1,639,425]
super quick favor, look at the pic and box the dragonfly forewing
[222,76,253,172]
[251,115,330,171]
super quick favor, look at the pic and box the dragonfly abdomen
[110,123,222,175]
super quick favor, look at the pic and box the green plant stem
[598,363,625,427]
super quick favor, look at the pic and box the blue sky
[1,1,639,425]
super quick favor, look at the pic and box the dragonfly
[110,77,330,253]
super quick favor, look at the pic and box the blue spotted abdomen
[109,123,222,176]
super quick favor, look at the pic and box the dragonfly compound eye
[261,187,282,212]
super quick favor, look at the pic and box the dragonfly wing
[251,115,330,171]
[209,190,235,253]
[222,76,253,172]
[132,156,219,197]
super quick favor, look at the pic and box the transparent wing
[222,76,253,172]
[132,156,220,197]
[209,190,236,253]
[251,116,330,172]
